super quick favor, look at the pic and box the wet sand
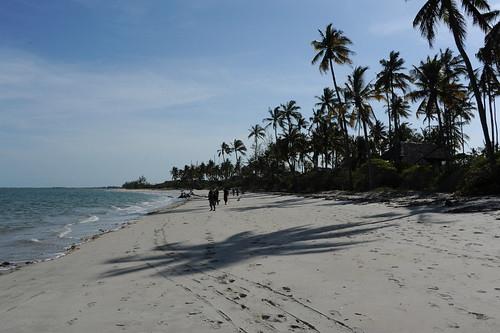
[1,192,499,332]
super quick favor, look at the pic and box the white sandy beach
[1,192,500,333]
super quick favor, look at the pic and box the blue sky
[1,0,498,187]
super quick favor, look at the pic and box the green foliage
[400,165,434,190]
[459,154,500,195]
[122,176,150,189]
[354,158,400,191]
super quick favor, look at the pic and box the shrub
[400,165,434,191]
[354,158,400,191]
[459,154,500,195]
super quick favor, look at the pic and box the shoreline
[0,195,188,275]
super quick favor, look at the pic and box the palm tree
[477,47,499,151]
[311,23,354,103]
[278,100,302,137]
[248,124,266,160]
[263,107,282,142]
[370,120,388,155]
[391,96,411,137]
[217,142,231,163]
[484,21,499,71]
[231,139,247,165]
[409,56,444,140]
[170,166,179,181]
[345,66,381,189]
[411,0,498,163]
[312,26,354,185]
[315,87,337,119]
[375,51,411,142]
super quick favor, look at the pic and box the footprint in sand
[66,318,78,325]
[261,313,286,323]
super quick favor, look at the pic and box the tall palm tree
[312,26,354,185]
[375,51,411,141]
[345,66,381,189]
[248,124,266,160]
[409,55,444,140]
[311,23,354,103]
[412,0,499,163]
[263,107,282,142]
[477,47,500,151]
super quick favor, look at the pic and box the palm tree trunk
[460,116,465,154]
[450,27,494,165]
[255,137,258,161]
[390,83,399,143]
[362,119,373,190]
[488,89,495,151]
[435,99,444,145]
[385,91,392,140]
[329,58,353,189]
[494,98,498,152]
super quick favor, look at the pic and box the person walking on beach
[223,188,229,205]
[208,189,216,211]
[215,189,220,206]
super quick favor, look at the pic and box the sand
[1,192,500,333]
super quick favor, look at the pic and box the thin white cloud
[368,17,413,36]
[0,50,220,121]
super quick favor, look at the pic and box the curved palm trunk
[450,27,494,165]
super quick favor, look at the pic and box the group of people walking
[208,188,240,211]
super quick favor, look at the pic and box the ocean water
[0,188,180,264]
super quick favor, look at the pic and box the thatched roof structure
[382,142,448,165]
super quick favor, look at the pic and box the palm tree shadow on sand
[100,220,394,279]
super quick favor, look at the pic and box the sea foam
[79,215,99,224]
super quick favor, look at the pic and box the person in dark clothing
[215,189,220,205]
[208,189,216,211]
[232,188,235,196]
[223,188,229,205]
[236,188,239,196]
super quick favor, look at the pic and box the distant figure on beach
[208,189,216,211]
[236,188,239,196]
[215,189,220,205]
[232,188,235,196]
[178,190,190,198]
[223,188,229,205]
